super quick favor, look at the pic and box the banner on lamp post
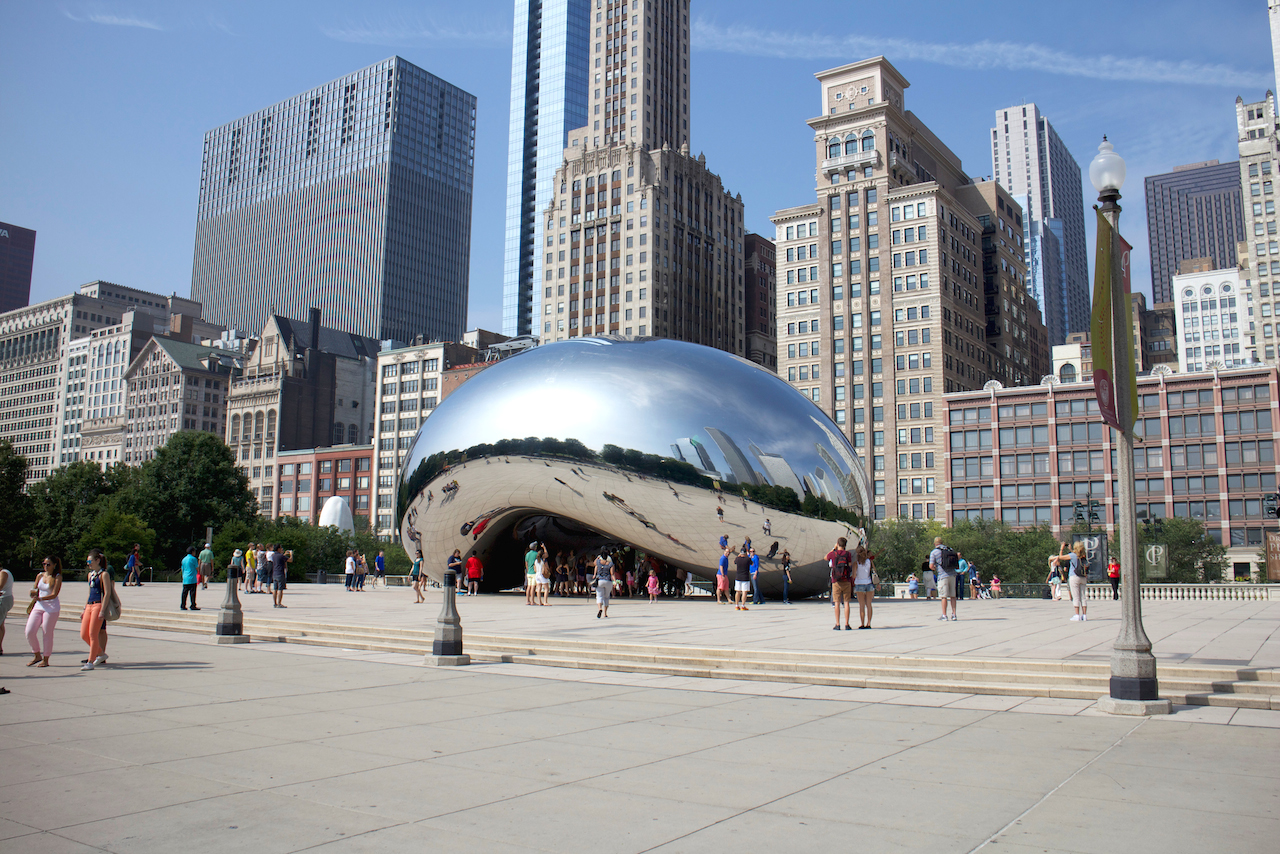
[1266,531,1280,582]
[1091,209,1119,431]
[1117,230,1138,427]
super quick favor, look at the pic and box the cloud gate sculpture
[397,338,872,599]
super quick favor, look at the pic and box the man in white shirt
[345,550,357,591]
[264,546,278,594]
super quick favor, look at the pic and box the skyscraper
[540,0,748,355]
[191,57,475,344]
[502,0,591,338]
[1236,91,1279,365]
[773,57,1048,522]
[1143,160,1245,305]
[991,103,1089,345]
[0,221,36,314]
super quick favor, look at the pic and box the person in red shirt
[1107,555,1121,600]
[465,553,483,595]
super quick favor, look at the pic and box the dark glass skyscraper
[0,221,36,314]
[1143,160,1244,305]
[191,57,475,343]
[502,0,591,337]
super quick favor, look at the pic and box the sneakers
[951,615,958,621]
[1081,615,1088,621]
[81,662,94,671]
[1070,614,1081,621]
[938,615,949,621]
[94,655,107,665]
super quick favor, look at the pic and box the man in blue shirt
[180,547,200,611]
[957,553,969,600]
[375,550,386,588]
[749,547,763,605]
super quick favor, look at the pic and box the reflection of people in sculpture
[762,519,772,536]
[716,506,724,523]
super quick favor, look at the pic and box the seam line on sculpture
[965,717,1146,853]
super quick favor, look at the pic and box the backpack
[935,545,959,573]
[1071,553,1088,578]
[831,549,853,582]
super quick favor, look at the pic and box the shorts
[716,576,729,591]
[854,583,875,593]
[1069,575,1088,607]
[258,569,269,583]
[831,580,851,600]
[273,573,286,589]
[938,575,957,599]
[734,580,752,593]
[0,595,12,621]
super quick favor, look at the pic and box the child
[647,569,660,602]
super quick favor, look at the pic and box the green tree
[26,461,111,568]
[1136,516,1227,582]
[75,509,156,574]
[867,517,940,582]
[0,440,30,567]
[137,431,256,571]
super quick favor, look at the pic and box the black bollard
[429,569,469,665]
[215,563,251,644]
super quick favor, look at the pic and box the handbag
[25,596,36,616]
[104,586,122,622]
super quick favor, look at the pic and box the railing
[821,150,878,173]
[892,582,1279,601]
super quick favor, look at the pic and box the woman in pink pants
[26,556,63,667]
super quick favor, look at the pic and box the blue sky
[1,0,1273,332]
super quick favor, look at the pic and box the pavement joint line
[631,705,1012,854]
[965,717,1148,854]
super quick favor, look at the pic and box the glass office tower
[501,0,591,337]
[191,57,475,343]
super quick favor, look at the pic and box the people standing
[256,544,269,594]
[749,547,763,605]
[733,548,752,611]
[716,506,724,523]
[1065,542,1089,621]
[594,550,614,618]
[908,573,919,599]
[1107,555,1121,600]
[0,564,13,654]
[780,550,792,604]
[716,549,731,604]
[956,552,968,601]
[524,542,539,605]
[244,543,257,593]
[355,553,368,591]
[646,569,659,602]
[344,550,357,591]
[25,557,62,667]
[465,550,482,595]
[762,519,771,536]
[375,550,386,588]
[198,542,215,591]
[272,547,292,608]
[929,537,959,621]
[535,546,551,606]
[80,549,114,670]
[827,537,853,630]
[180,547,200,610]
[853,544,875,629]
[412,550,426,603]
[1047,544,1067,600]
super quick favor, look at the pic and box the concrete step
[49,604,1280,710]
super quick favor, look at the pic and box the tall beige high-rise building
[772,57,1047,522]
[542,0,747,352]
[1235,91,1278,365]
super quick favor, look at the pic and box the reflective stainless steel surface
[397,338,869,598]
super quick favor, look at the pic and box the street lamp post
[1090,138,1171,715]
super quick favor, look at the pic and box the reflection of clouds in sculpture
[397,338,869,598]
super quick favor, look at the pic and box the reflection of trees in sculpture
[397,434,868,533]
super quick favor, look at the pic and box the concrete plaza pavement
[55,579,1280,668]
[1,618,1278,852]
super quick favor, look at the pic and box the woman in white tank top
[26,556,63,667]
[853,545,876,629]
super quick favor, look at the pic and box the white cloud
[63,8,163,30]
[692,20,1270,89]
[322,16,508,47]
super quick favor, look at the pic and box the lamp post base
[214,635,252,645]
[428,654,471,666]
[1096,695,1172,716]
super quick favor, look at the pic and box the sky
[1,0,1275,334]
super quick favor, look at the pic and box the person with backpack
[929,537,959,621]
[1062,542,1089,621]
[827,536,853,630]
